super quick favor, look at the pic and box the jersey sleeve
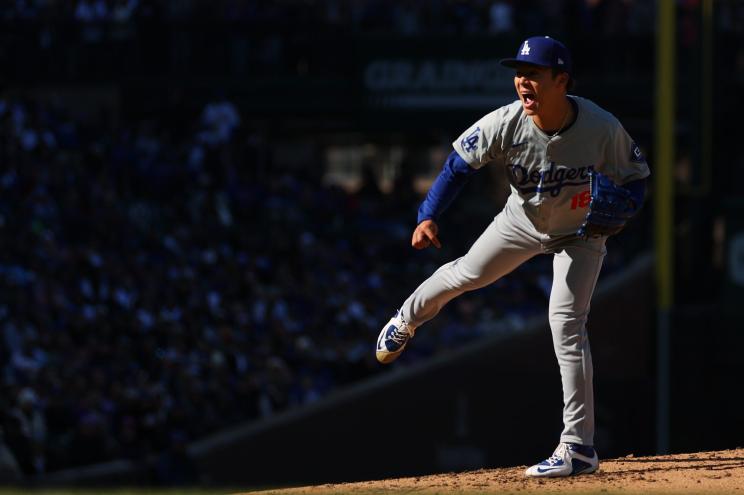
[600,123,651,184]
[452,105,514,169]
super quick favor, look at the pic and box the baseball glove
[577,170,640,239]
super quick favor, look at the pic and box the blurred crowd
[3,0,742,84]
[1,0,742,34]
[1,1,742,93]
[0,90,601,479]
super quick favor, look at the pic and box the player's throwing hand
[412,219,441,249]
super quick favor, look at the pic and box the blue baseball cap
[500,36,573,75]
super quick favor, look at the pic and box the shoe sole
[525,463,599,478]
[376,349,403,364]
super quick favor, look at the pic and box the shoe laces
[388,326,410,345]
[544,443,569,466]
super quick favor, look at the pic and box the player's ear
[555,71,569,90]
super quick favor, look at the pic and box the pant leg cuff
[560,435,592,446]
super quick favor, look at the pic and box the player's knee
[548,311,589,335]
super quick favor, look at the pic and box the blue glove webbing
[623,177,646,213]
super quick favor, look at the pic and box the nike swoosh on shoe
[536,466,563,473]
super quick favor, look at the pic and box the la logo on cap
[521,41,530,55]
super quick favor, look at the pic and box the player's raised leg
[376,208,541,364]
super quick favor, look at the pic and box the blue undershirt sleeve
[417,151,479,224]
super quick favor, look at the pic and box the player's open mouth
[521,92,537,110]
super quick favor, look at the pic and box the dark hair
[552,68,575,92]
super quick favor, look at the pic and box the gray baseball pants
[400,201,606,446]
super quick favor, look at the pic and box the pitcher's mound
[254,448,744,494]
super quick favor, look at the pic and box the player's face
[513,64,565,116]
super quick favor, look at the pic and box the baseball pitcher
[375,36,650,477]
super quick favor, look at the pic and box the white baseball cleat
[524,442,599,477]
[375,311,416,364]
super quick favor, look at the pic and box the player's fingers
[414,238,431,249]
[412,228,430,249]
[421,224,442,249]
[411,235,429,249]
[411,230,420,248]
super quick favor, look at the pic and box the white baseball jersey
[452,96,651,236]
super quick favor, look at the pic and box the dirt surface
[254,448,744,494]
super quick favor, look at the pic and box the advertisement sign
[362,58,515,109]
[357,36,519,112]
